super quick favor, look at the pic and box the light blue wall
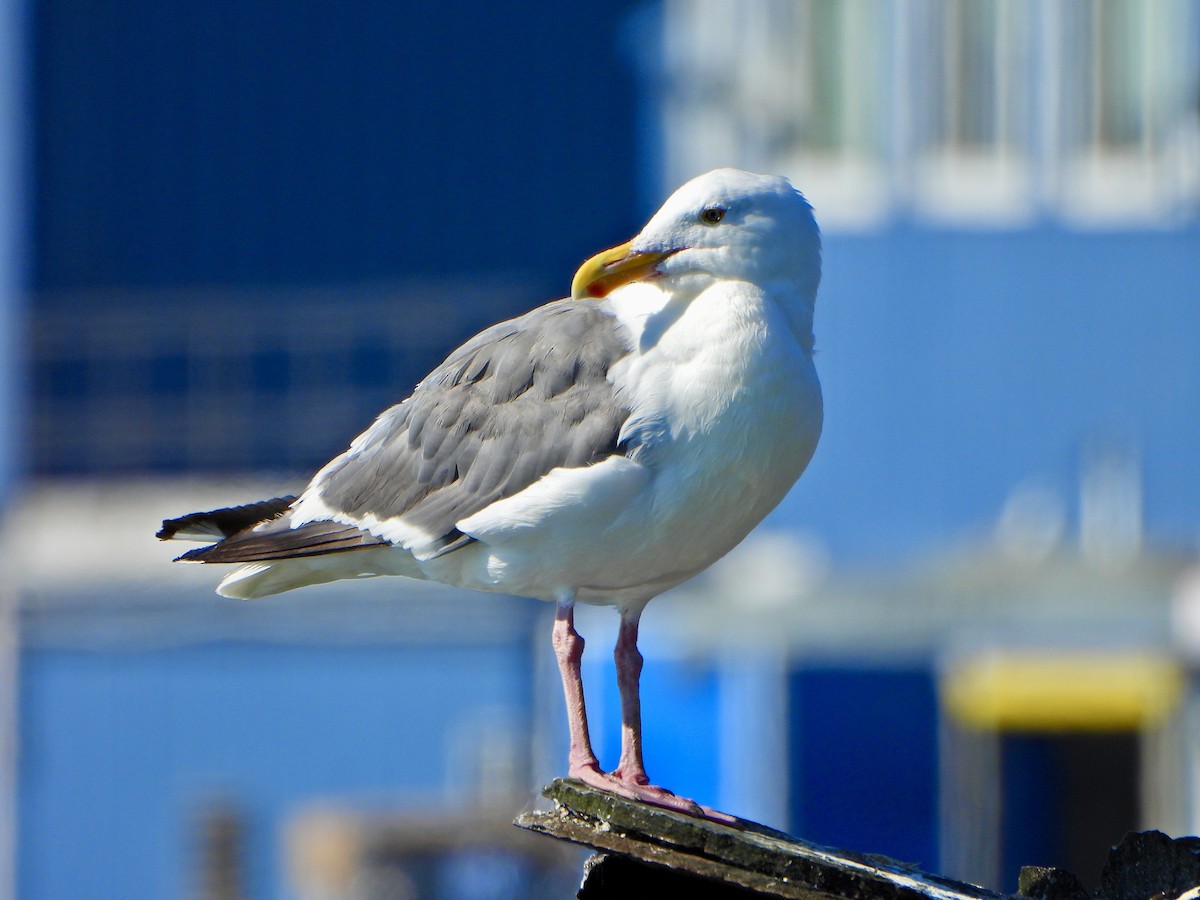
[771,223,1200,563]
[18,641,534,900]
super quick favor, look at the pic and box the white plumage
[160,168,823,818]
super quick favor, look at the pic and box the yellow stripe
[942,651,1183,732]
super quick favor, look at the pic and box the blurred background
[1,0,1199,897]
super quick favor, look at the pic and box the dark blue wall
[790,667,940,869]
[29,2,647,476]
[32,1,643,292]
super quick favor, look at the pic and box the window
[651,0,1200,228]
[911,0,1034,222]
[657,0,889,228]
[1054,0,1200,223]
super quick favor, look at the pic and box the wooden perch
[515,779,1002,900]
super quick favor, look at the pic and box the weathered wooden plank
[515,779,1003,900]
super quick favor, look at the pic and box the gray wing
[311,298,634,556]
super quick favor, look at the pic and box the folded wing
[160,299,634,565]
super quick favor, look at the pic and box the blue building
[12,1,1200,898]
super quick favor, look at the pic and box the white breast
[604,281,822,577]
[427,279,822,607]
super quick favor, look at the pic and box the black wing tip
[173,544,214,562]
[158,495,299,542]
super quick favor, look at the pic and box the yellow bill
[571,241,678,300]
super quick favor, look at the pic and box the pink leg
[551,602,605,781]
[552,602,735,823]
[609,609,735,822]
[611,611,649,783]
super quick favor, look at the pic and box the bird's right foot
[568,763,720,820]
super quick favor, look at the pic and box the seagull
[158,168,823,819]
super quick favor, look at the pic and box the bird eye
[700,206,726,225]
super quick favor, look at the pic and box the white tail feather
[217,559,368,599]
[215,547,427,599]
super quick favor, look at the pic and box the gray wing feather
[176,519,387,563]
[316,300,633,548]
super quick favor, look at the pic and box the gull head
[572,168,821,305]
